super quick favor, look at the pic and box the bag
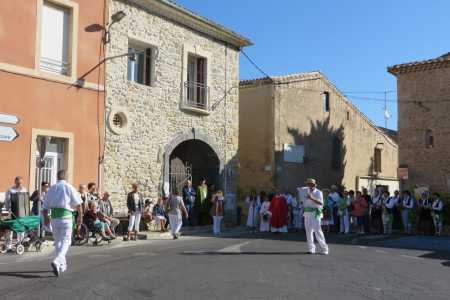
[165,199,172,212]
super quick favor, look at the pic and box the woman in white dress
[245,191,261,231]
[259,192,271,232]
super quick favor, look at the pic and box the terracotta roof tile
[388,52,450,75]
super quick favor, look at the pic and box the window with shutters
[331,137,342,170]
[184,54,209,110]
[127,42,156,86]
[40,1,72,75]
[374,148,382,173]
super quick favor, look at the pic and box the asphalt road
[0,231,449,300]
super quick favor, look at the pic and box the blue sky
[176,0,449,130]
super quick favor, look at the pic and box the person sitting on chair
[83,201,113,241]
[98,192,119,236]
[153,198,167,232]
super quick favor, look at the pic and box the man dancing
[302,178,329,255]
[43,170,82,277]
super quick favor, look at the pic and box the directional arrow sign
[0,126,19,142]
[0,113,20,125]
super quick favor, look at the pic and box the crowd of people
[244,185,446,237]
[1,173,447,276]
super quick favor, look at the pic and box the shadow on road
[182,227,450,262]
[182,251,312,255]
[0,270,54,279]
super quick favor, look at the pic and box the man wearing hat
[302,178,329,255]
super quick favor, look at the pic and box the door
[34,152,58,191]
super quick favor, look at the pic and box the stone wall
[238,84,275,192]
[239,72,399,192]
[274,74,398,191]
[105,0,240,211]
[396,67,450,192]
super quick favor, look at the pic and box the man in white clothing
[302,178,329,255]
[42,170,82,277]
[4,176,27,250]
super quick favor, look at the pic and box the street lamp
[104,11,127,44]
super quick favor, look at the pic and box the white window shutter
[40,2,70,75]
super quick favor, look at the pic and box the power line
[239,50,450,104]
[241,49,274,82]
[342,91,396,94]
[346,95,397,103]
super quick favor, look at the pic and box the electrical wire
[241,49,450,104]
[241,49,274,82]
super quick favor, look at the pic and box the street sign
[0,126,19,142]
[0,113,20,124]
[398,167,409,180]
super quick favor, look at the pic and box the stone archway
[163,128,223,195]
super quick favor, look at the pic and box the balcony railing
[183,81,210,112]
[40,57,70,75]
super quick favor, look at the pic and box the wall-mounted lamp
[104,11,127,44]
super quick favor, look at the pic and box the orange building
[0,0,107,195]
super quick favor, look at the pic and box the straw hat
[305,178,317,185]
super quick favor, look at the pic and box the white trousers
[304,213,329,254]
[169,214,182,236]
[382,213,393,235]
[213,216,223,234]
[339,213,350,234]
[51,218,73,272]
[128,212,142,232]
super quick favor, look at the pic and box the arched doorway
[163,129,223,196]
[169,140,220,193]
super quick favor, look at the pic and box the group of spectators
[245,185,446,237]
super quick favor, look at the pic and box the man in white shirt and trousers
[299,178,329,255]
[42,170,82,277]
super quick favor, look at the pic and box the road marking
[401,255,424,260]
[132,252,157,257]
[90,254,112,258]
[358,246,367,249]
[218,241,251,253]
[375,250,388,254]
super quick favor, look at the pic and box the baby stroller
[0,215,43,255]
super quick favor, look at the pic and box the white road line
[375,250,388,254]
[358,246,367,249]
[132,252,157,257]
[401,255,424,260]
[89,254,112,258]
[218,241,251,253]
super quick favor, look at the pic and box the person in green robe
[196,178,208,225]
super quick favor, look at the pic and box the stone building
[388,52,450,193]
[104,0,251,212]
[239,72,399,193]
